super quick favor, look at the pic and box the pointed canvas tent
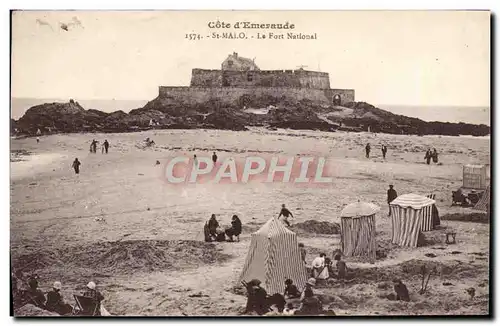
[239,217,307,295]
[422,194,440,231]
[474,184,490,213]
[390,194,436,247]
[340,202,379,262]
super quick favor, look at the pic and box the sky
[11,10,490,107]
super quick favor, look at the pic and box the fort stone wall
[190,69,331,89]
[158,86,354,107]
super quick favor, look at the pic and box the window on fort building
[227,60,233,67]
[247,73,253,82]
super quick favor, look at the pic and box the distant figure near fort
[365,143,371,158]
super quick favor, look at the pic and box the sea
[10,98,490,126]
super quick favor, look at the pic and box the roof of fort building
[221,52,260,71]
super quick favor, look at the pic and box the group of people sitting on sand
[204,214,242,242]
[11,272,108,316]
[243,277,335,316]
[309,252,349,282]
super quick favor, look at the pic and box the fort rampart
[158,86,355,106]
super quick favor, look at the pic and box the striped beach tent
[390,194,436,247]
[421,194,438,231]
[239,217,307,295]
[340,202,379,263]
[474,184,490,213]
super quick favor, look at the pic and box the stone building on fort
[158,52,355,107]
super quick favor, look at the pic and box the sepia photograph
[9,10,491,317]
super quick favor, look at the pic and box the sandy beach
[10,128,490,316]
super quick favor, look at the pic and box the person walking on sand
[387,184,398,216]
[90,139,98,153]
[381,145,387,159]
[365,143,371,158]
[212,152,218,164]
[432,148,439,164]
[424,149,432,165]
[103,140,109,154]
[72,158,81,174]
[278,204,294,227]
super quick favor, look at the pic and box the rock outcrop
[11,98,490,137]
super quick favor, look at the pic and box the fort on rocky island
[158,52,355,107]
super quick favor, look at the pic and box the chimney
[233,52,238,58]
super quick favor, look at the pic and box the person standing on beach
[432,148,438,163]
[387,185,398,216]
[72,158,81,174]
[334,254,347,282]
[103,140,109,154]
[424,149,432,165]
[365,143,371,158]
[381,145,387,159]
[212,152,218,164]
[90,139,98,153]
[299,243,307,264]
[278,204,294,227]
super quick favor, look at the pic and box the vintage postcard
[10,10,490,317]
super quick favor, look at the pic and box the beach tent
[239,217,307,295]
[422,194,440,231]
[390,194,436,247]
[474,184,490,213]
[463,164,487,189]
[340,202,379,263]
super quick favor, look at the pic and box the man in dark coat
[381,145,388,159]
[212,152,218,164]
[365,143,371,158]
[72,158,81,174]
[424,149,432,165]
[103,140,110,154]
[387,185,398,217]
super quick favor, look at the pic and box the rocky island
[11,53,490,137]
